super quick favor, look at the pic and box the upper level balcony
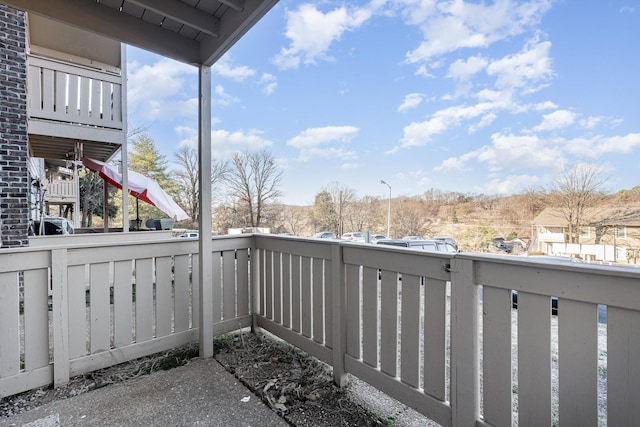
[26,13,125,164]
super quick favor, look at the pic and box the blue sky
[126,0,640,206]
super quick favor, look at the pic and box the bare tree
[226,150,283,227]
[323,182,357,236]
[173,145,228,227]
[550,163,608,243]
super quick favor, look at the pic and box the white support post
[198,65,213,358]
[51,248,70,386]
[120,44,129,232]
[331,242,347,386]
[449,257,480,426]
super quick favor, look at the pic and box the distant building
[531,205,640,264]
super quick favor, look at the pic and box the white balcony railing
[45,179,77,202]
[27,54,123,131]
[1,234,639,425]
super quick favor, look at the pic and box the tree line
[79,137,638,251]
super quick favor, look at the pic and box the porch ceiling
[3,0,278,67]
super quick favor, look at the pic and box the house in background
[0,5,126,246]
[531,205,640,264]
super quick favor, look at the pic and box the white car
[341,232,365,242]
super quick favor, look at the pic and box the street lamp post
[380,180,391,238]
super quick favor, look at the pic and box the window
[580,227,590,238]
[615,226,627,240]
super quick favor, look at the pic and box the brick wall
[0,5,29,248]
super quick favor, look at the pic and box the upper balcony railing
[27,54,123,131]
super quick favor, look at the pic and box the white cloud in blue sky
[127,0,640,205]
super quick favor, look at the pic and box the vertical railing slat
[346,263,360,359]
[174,254,190,332]
[558,299,598,426]
[0,272,20,377]
[27,64,42,112]
[79,76,90,119]
[301,256,312,338]
[23,269,49,369]
[113,260,133,347]
[265,250,273,320]
[54,71,66,118]
[324,257,334,349]
[400,274,421,388]
[68,265,87,358]
[482,286,512,426]
[312,257,324,343]
[608,306,640,426]
[90,263,111,353]
[67,74,79,117]
[223,251,236,320]
[362,266,378,368]
[155,256,173,337]
[424,278,447,401]
[273,251,282,323]
[291,254,301,332]
[42,68,54,113]
[134,258,154,343]
[237,249,249,317]
[380,270,398,376]
[191,255,200,329]
[282,253,291,328]
[518,292,551,426]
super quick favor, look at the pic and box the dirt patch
[214,331,387,426]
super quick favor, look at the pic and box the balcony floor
[0,357,287,427]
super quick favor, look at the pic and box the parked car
[341,232,365,241]
[29,216,75,236]
[433,236,458,250]
[370,234,387,244]
[401,235,424,240]
[376,239,456,253]
[313,231,337,239]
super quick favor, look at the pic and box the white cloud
[483,174,541,194]
[287,125,359,161]
[448,55,488,81]
[213,85,240,107]
[475,132,563,169]
[533,109,576,131]
[486,38,553,90]
[565,133,640,157]
[175,126,274,159]
[259,73,278,95]
[127,57,197,120]
[403,0,552,65]
[212,56,256,82]
[389,102,495,153]
[398,93,425,112]
[272,4,374,69]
